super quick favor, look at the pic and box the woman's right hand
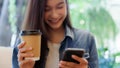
[17,42,35,68]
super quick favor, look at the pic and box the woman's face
[44,0,67,30]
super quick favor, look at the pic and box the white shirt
[45,41,61,68]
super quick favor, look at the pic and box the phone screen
[62,48,85,64]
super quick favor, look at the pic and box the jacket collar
[65,26,74,40]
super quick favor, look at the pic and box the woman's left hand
[59,55,88,68]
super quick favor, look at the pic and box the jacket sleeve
[88,34,99,68]
[12,38,21,68]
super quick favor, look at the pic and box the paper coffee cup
[20,30,41,61]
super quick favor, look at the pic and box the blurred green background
[0,0,120,68]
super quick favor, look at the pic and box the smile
[48,17,62,24]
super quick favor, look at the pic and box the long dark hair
[21,0,73,65]
[22,0,72,39]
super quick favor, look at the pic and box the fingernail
[22,41,25,44]
[72,55,75,58]
[60,61,63,63]
[29,47,32,50]
[58,64,61,66]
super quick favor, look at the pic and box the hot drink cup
[20,30,41,61]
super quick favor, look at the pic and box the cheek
[64,10,67,17]
[61,8,67,19]
[61,6,67,17]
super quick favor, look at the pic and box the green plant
[8,0,17,34]
[68,0,119,68]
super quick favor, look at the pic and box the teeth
[50,20,58,23]
[48,17,61,23]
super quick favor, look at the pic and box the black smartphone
[62,48,85,64]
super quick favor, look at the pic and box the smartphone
[62,48,85,64]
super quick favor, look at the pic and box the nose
[50,10,59,19]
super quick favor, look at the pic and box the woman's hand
[59,55,88,68]
[17,42,35,68]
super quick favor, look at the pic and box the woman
[12,0,99,68]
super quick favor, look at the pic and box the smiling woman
[12,0,98,68]
[0,0,120,68]
[44,0,67,31]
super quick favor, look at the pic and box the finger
[19,47,32,53]
[59,61,75,68]
[19,59,35,67]
[17,53,34,62]
[18,41,26,49]
[59,63,69,68]
[72,55,88,64]
[59,61,68,67]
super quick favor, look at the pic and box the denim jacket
[12,26,99,68]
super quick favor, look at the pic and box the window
[0,0,27,47]
[69,0,120,68]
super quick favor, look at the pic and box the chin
[48,23,63,30]
[50,26,61,30]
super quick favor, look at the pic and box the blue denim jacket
[12,26,99,68]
